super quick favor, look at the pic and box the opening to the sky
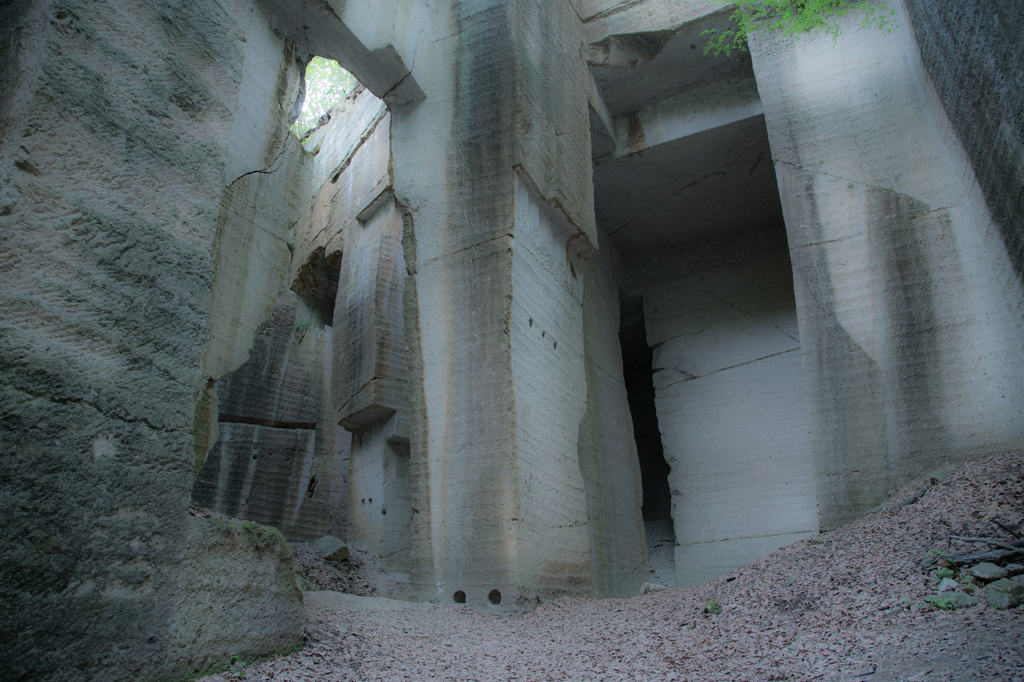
[291,57,357,140]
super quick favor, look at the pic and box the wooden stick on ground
[948,536,1021,552]
[991,519,1022,539]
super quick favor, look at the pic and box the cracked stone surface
[627,223,817,588]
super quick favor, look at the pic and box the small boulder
[924,593,977,610]
[969,562,1007,582]
[639,582,666,595]
[312,535,349,562]
[936,577,958,593]
[985,578,1024,610]
[1011,575,1024,587]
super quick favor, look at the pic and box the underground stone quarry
[1,0,1021,679]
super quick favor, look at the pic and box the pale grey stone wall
[577,226,648,598]
[630,224,818,587]
[392,0,600,610]
[193,292,342,543]
[750,0,1024,530]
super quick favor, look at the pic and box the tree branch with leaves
[291,57,356,140]
[702,0,898,57]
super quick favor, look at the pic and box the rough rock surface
[628,224,817,587]
[576,225,648,598]
[0,1,305,679]
[312,536,349,563]
[170,513,305,678]
[198,452,1024,682]
[291,541,409,601]
[5,1,1024,679]
[985,578,1024,611]
[904,0,1024,283]
[970,562,1008,582]
[924,592,977,610]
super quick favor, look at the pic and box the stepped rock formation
[1,0,1021,679]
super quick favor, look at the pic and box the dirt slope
[200,452,1024,682]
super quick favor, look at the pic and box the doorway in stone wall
[619,291,676,587]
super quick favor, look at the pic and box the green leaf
[291,57,357,140]
[702,0,898,57]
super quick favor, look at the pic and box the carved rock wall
[193,293,346,543]
[629,224,818,587]
[904,0,1024,284]
[577,226,648,598]
[750,0,1024,529]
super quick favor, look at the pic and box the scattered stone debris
[291,542,377,597]
[924,592,977,610]
[199,452,1024,682]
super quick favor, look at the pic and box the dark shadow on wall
[293,246,341,328]
[904,0,1024,283]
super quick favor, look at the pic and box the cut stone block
[969,562,1008,582]
[985,578,1024,610]
[313,535,350,562]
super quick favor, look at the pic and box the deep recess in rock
[293,247,342,327]
[619,292,672,523]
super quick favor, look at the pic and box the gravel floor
[201,451,1024,682]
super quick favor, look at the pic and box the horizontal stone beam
[606,77,763,160]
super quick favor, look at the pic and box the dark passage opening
[292,247,341,328]
[619,291,676,585]
[619,292,671,520]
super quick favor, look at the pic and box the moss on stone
[241,520,288,554]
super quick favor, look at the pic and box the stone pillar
[749,0,1024,529]
[333,195,412,571]
[390,0,599,609]
[576,226,648,598]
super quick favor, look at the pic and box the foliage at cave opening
[291,57,356,140]
[703,0,898,57]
